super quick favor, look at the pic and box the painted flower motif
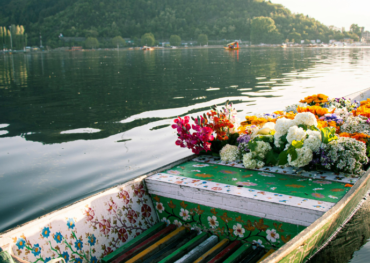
[156,202,165,213]
[233,223,245,238]
[211,187,222,191]
[44,258,52,263]
[236,182,257,186]
[99,219,111,235]
[134,183,145,198]
[104,247,113,256]
[127,209,138,223]
[329,195,339,199]
[67,218,75,229]
[41,227,50,238]
[167,170,181,175]
[141,204,152,218]
[313,180,332,185]
[193,164,209,167]
[259,172,275,177]
[191,170,201,172]
[232,178,237,181]
[311,193,325,198]
[179,208,190,221]
[75,259,83,263]
[118,190,130,205]
[32,244,41,256]
[161,217,170,226]
[74,239,83,250]
[107,200,117,214]
[90,256,98,263]
[266,229,280,242]
[270,187,277,190]
[173,220,182,227]
[54,232,63,243]
[62,251,70,263]
[253,239,265,248]
[84,207,95,221]
[220,170,236,174]
[16,238,26,250]
[88,234,96,246]
[118,229,128,243]
[313,188,324,191]
[207,216,219,229]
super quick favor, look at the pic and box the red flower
[118,190,130,205]
[141,204,152,218]
[127,209,138,224]
[103,247,113,256]
[99,219,111,235]
[107,200,117,214]
[83,207,95,221]
[118,229,128,243]
[134,184,145,198]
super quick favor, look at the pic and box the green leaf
[248,140,258,152]
[321,127,338,144]
[265,150,279,165]
[309,125,320,131]
[287,146,298,161]
[278,150,289,165]
[292,140,304,149]
[298,124,308,131]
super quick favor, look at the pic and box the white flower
[207,216,219,228]
[220,144,239,163]
[173,220,182,227]
[286,126,306,144]
[156,202,165,213]
[288,146,313,168]
[274,118,296,147]
[266,229,280,242]
[179,208,190,221]
[294,112,317,126]
[256,161,265,168]
[304,130,322,152]
[243,152,257,169]
[233,223,245,238]
[161,217,170,226]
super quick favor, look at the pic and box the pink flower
[99,219,111,235]
[84,207,95,221]
[118,229,128,242]
[118,190,130,205]
[107,200,117,214]
[134,183,145,198]
[141,204,152,218]
[127,209,138,224]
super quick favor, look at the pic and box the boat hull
[224,47,239,50]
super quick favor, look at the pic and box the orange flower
[360,98,370,106]
[273,111,285,115]
[300,94,328,106]
[317,120,328,129]
[297,106,329,117]
[339,132,370,143]
[353,105,370,118]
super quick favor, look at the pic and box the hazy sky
[271,0,369,32]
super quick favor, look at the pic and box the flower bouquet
[172,94,370,176]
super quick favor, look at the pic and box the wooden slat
[240,246,266,263]
[174,235,219,263]
[193,239,229,263]
[223,243,253,263]
[257,249,275,263]
[112,224,176,263]
[126,226,187,263]
[102,222,166,263]
[142,231,198,263]
[207,240,242,263]
[159,232,209,263]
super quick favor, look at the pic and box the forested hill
[0,0,361,46]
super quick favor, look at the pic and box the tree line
[0,0,364,48]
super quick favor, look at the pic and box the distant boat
[142,46,154,51]
[224,41,239,50]
[281,43,287,48]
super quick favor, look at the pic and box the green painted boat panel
[151,195,306,250]
[161,161,350,203]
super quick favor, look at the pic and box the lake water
[1,47,370,262]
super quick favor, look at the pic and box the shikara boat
[2,88,370,263]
